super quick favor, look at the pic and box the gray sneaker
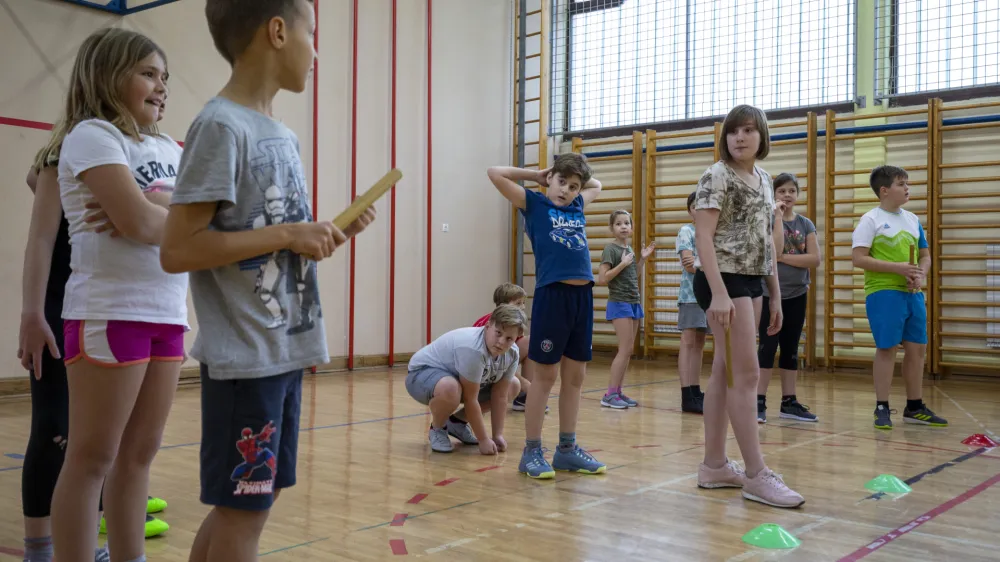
[446,419,479,445]
[429,426,454,453]
[601,393,630,409]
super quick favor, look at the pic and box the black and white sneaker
[779,399,818,422]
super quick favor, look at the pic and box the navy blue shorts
[528,282,593,365]
[199,365,303,511]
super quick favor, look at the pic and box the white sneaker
[428,426,454,453]
[445,419,479,445]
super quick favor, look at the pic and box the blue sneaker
[518,447,555,479]
[552,445,607,474]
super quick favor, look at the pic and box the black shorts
[199,365,303,511]
[528,282,594,365]
[693,270,765,312]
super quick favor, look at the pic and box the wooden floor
[2,360,1000,561]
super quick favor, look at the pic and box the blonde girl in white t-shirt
[44,28,188,562]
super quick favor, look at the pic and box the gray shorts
[678,302,712,333]
[405,366,493,405]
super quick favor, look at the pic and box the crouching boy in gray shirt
[406,304,526,455]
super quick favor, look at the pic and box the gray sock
[23,536,53,562]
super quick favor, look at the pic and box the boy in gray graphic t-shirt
[163,100,374,516]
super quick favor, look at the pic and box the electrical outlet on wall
[442,223,449,232]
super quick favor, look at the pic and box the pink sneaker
[742,468,805,508]
[697,459,747,489]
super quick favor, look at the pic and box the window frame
[552,0,858,137]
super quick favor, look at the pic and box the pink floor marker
[435,477,459,487]
[407,493,428,504]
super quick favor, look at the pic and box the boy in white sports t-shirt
[851,165,947,430]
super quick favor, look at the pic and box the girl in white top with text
[45,28,188,562]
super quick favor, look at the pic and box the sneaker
[874,405,895,429]
[428,426,454,453]
[519,447,556,479]
[511,394,548,413]
[619,393,638,407]
[757,400,767,424]
[601,393,629,409]
[147,496,167,514]
[512,393,526,411]
[742,468,805,508]
[99,514,169,538]
[682,392,703,414]
[95,546,111,562]
[446,419,479,445]
[779,400,817,422]
[697,458,747,489]
[552,445,607,474]
[903,405,949,427]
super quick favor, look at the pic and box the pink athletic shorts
[64,319,185,367]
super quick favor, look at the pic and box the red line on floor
[0,546,24,558]
[631,444,661,449]
[389,539,408,555]
[390,513,408,527]
[407,493,428,504]
[760,441,790,445]
[823,443,858,447]
[435,477,459,487]
[586,448,603,453]
[475,465,499,473]
[838,472,1000,561]
[895,447,934,453]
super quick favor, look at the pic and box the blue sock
[23,536,53,562]
[525,438,542,450]
[558,432,576,452]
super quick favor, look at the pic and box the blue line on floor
[862,446,990,501]
[259,536,330,556]
[4,453,24,460]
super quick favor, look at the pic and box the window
[876,0,1000,98]
[550,0,856,134]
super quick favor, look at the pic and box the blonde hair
[34,28,167,172]
[492,282,526,306]
[609,209,632,227]
[489,304,527,335]
[718,104,770,162]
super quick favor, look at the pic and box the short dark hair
[687,191,697,209]
[718,104,770,162]
[206,0,313,65]
[551,153,593,185]
[869,165,908,198]
[773,173,800,192]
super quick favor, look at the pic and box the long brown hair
[33,28,167,172]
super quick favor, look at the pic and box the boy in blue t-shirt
[487,153,604,478]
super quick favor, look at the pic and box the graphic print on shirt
[783,222,807,255]
[133,159,178,190]
[239,137,321,335]
[547,207,588,251]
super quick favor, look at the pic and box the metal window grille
[875,0,1000,99]
[550,0,856,135]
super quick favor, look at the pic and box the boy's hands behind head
[535,168,551,187]
[289,221,347,261]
